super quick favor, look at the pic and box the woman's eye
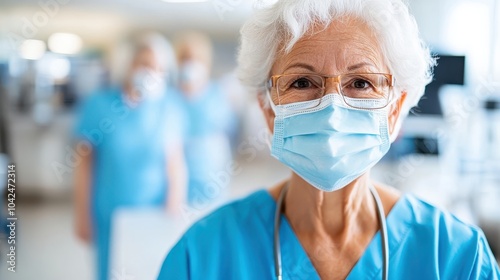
[352,79,371,89]
[291,78,313,89]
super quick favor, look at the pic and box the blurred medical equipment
[399,54,466,155]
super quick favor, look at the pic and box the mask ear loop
[389,119,402,143]
[387,86,405,143]
[264,86,278,150]
[265,84,279,113]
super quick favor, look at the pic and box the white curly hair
[237,0,436,116]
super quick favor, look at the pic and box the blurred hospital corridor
[1,0,500,279]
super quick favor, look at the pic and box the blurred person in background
[73,33,187,280]
[174,32,236,210]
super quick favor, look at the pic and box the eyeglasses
[267,73,395,110]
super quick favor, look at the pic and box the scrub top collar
[263,189,413,279]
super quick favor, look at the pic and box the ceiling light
[48,33,83,55]
[19,39,46,60]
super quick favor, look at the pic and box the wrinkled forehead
[272,17,388,75]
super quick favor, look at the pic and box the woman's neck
[283,173,379,244]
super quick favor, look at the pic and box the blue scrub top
[173,83,235,205]
[74,88,185,218]
[158,189,500,279]
[175,83,234,175]
[175,83,234,139]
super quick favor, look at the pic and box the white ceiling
[0,0,259,52]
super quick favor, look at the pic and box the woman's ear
[388,91,407,136]
[257,92,275,133]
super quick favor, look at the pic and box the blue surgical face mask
[179,60,208,85]
[132,68,166,101]
[270,93,391,192]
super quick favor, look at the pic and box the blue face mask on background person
[270,94,391,192]
[179,60,208,85]
[132,68,166,101]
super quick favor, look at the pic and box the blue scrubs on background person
[73,31,186,280]
[174,82,235,207]
[158,189,500,279]
[75,87,184,280]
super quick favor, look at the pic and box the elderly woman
[158,0,500,279]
